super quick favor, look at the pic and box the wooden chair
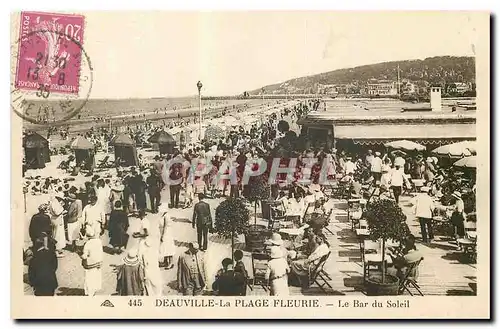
[347,198,362,230]
[307,252,333,293]
[250,252,270,292]
[398,257,424,296]
[457,221,477,262]
[322,208,335,235]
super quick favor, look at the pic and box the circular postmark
[11,25,93,126]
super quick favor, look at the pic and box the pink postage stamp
[15,11,86,95]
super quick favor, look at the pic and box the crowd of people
[23,97,476,296]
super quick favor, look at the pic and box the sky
[21,11,483,98]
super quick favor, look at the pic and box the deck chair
[307,252,333,293]
[250,252,270,292]
[398,257,424,296]
[96,155,111,168]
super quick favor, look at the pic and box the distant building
[454,82,470,93]
[446,82,471,95]
[366,80,398,96]
[401,82,417,94]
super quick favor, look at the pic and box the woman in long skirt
[159,204,176,269]
[138,236,162,296]
[265,246,290,296]
[80,227,103,296]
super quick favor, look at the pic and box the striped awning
[334,123,475,145]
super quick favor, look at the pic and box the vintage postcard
[11,11,490,319]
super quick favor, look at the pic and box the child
[233,250,248,296]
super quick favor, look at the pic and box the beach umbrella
[148,130,175,144]
[69,136,94,150]
[432,141,476,157]
[110,133,135,146]
[453,156,476,169]
[385,140,425,152]
[204,125,225,140]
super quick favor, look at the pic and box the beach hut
[23,132,50,169]
[110,133,138,167]
[70,136,95,169]
[148,130,177,155]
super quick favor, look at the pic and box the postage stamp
[11,11,93,125]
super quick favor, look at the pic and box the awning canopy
[334,124,475,145]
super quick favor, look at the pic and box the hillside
[250,56,475,95]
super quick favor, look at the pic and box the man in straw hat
[412,186,435,243]
[389,162,410,203]
[177,242,207,296]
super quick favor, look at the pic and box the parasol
[385,140,425,152]
[204,125,225,141]
[432,141,476,157]
[70,136,94,150]
[453,156,476,169]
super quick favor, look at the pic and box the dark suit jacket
[192,201,212,228]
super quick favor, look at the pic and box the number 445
[128,299,143,307]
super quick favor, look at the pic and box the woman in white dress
[265,246,290,296]
[48,192,66,257]
[96,179,111,227]
[138,236,162,296]
[159,204,176,269]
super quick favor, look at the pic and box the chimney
[430,87,442,112]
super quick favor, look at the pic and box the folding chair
[307,252,333,293]
[398,257,424,296]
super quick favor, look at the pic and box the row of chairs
[249,251,334,294]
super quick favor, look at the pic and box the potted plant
[363,198,409,296]
[214,198,250,258]
[246,175,271,225]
